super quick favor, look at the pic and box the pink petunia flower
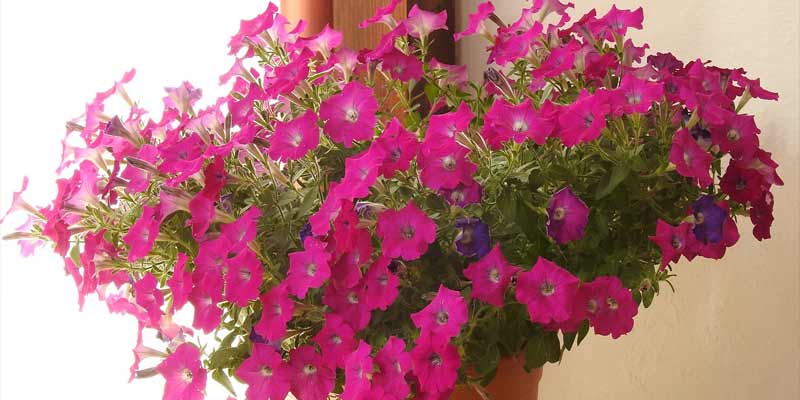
[376,201,437,261]
[220,207,261,253]
[167,253,192,312]
[418,136,477,191]
[546,186,590,245]
[287,237,332,299]
[228,3,279,55]
[381,49,424,82]
[532,40,580,80]
[410,333,460,395]
[720,162,765,204]
[411,284,467,340]
[330,232,371,289]
[454,1,495,41]
[610,75,664,115]
[669,128,713,187]
[709,111,760,160]
[121,144,159,194]
[269,110,320,162]
[133,272,165,328]
[373,336,412,400]
[515,257,580,325]
[123,204,161,262]
[289,345,336,400]
[319,81,378,148]
[595,6,644,40]
[482,98,555,147]
[342,341,374,400]
[339,144,387,199]
[254,283,295,342]
[648,220,699,269]
[404,5,448,40]
[429,58,469,88]
[224,248,263,307]
[359,0,403,28]
[323,283,373,331]
[301,25,343,59]
[532,0,574,19]
[236,343,291,400]
[364,256,400,310]
[439,178,482,207]
[579,276,638,339]
[425,101,474,142]
[158,133,207,184]
[463,244,520,307]
[375,118,420,178]
[558,89,610,147]
[312,313,357,369]
[157,343,207,400]
[188,284,223,334]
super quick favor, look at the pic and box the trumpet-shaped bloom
[287,237,332,299]
[157,343,207,400]
[462,244,520,307]
[453,217,491,258]
[375,118,420,178]
[319,81,378,147]
[269,111,320,161]
[410,285,467,340]
[376,201,437,261]
[236,344,291,400]
[410,334,460,395]
[289,345,335,400]
[405,5,447,39]
[254,283,295,342]
[546,187,589,245]
[515,257,580,325]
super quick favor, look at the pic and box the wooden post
[280,0,334,37]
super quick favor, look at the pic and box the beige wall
[458,0,800,398]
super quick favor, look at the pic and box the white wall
[457,1,800,398]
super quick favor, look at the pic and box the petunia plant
[1,1,782,399]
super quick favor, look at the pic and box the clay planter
[279,0,333,37]
[450,357,543,400]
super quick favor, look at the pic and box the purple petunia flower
[453,217,491,258]
[690,195,728,244]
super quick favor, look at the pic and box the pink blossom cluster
[0,0,781,399]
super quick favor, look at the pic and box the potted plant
[0,1,782,400]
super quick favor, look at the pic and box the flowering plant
[1,1,782,399]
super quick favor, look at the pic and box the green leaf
[595,164,630,199]
[576,320,590,346]
[523,332,560,371]
[69,245,82,267]
[642,288,655,308]
[562,331,577,351]
[212,368,236,396]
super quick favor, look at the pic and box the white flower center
[289,131,303,147]
[303,364,317,374]
[306,263,317,277]
[436,310,449,325]
[181,369,194,383]
[552,207,566,221]
[260,366,273,377]
[488,268,501,284]
[727,128,741,142]
[606,297,619,310]
[540,281,555,296]
[441,155,456,171]
[512,120,528,132]
[345,108,359,123]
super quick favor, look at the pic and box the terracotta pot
[279,0,333,38]
[450,357,543,400]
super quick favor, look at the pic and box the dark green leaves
[523,331,561,371]
[595,164,630,199]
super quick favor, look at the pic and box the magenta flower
[220,206,261,253]
[710,112,760,160]
[411,284,467,340]
[289,345,336,400]
[546,186,590,245]
[158,133,206,182]
[323,283,373,331]
[331,230,371,290]
[410,333,460,395]
[228,2,279,55]
[373,336,412,400]
[404,4,448,39]
[375,118,420,178]
[359,0,403,28]
[342,341,374,400]
[376,201,437,261]
[532,40,580,80]
[123,204,161,262]
[425,101,474,142]
[157,343,207,400]
[364,256,400,310]
[319,81,378,148]
[301,25,343,59]
[121,144,159,194]
[224,249,263,307]
[339,144,387,199]
[596,6,644,40]
[254,283,295,342]
[312,313,357,369]
[429,58,468,88]
[382,49,424,82]
[236,343,291,400]
[558,89,610,146]
[287,237,332,299]
[439,178,482,208]
[454,1,494,41]
[579,276,638,339]
[188,285,222,334]
[163,81,202,115]
[611,75,664,115]
[482,98,554,147]
[649,220,699,269]
[515,257,580,325]
[721,162,765,204]
[133,272,165,328]
[463,244,520,307]
[532,0,574,18]
[418,136,477,191]
[269,111,319,161]
[489,22,543,66]
[669,128,713,187]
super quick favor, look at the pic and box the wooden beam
[333,0,408,50]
